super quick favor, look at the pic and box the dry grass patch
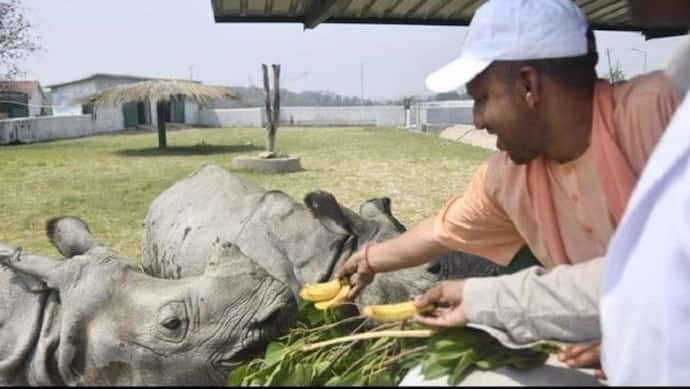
[0,126,491,259]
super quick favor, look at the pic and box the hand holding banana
[412,279,467,328]
[360,280,467,325]
[332,244,376,301]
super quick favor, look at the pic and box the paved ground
[438,124,498,152]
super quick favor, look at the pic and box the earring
[526,91,533,104]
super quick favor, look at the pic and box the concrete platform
[231,154,302,173]
[438,124,498,152]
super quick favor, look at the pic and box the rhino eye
[157,301,189,343]
[163,318,181,330]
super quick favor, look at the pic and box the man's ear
[303,190,367,236]
[518,65,541,109]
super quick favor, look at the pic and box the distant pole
[606,48,614,81]
[360,62,364,105]
[189,65,194,80]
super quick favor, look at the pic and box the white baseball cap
[425,0,590,93]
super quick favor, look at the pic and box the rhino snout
[251,279,298,341]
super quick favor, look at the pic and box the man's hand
[333,247,375,300]
[558,342,606,380]
[412,280,467,328]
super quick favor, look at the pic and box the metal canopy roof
[211,0,687,39]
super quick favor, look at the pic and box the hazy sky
[19,0,688,100]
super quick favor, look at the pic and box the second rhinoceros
[141,164,502,307]
[0,217,295,386]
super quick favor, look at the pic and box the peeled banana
[314,284,351,310]
[299,279,345,302]
[362,301,435,322]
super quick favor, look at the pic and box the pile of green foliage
[227,302,558,386]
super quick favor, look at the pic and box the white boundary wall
[199,106,405,128]
[280,106,404,127]
[198,108,264,127]
[0,115,123,144]
[411,100,474,133]
[2,105,407,145]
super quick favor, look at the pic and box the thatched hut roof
[73,79,238,106]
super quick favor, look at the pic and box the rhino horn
[204,239,265,278]
[46,216,101,258]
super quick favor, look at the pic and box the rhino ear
[360,197,406,232]
[46,216,101,258]
[303,190,367,236]
[0,245,66,287]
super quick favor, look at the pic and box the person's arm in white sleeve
[415,256,604,345]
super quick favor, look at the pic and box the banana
[362,301,435,322]
[299,278,346,302]
[314,284,351,310]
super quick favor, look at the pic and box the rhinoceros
[0,216,295,386]
[141,164,503,308]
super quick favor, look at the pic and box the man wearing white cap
[335,0,684,372]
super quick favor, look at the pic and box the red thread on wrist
[363,244,375,273]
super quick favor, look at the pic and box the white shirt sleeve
[463,256,604,346]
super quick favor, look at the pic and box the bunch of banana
[362,301,435,322]
[299,278,351,310]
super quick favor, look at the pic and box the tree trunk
[262,64,273,153]
[156,101,167,149]
[271,64,280,135]
[266,132,275,153]
[262,64,281,154]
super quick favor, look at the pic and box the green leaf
[329,370,363,386]
[245,362,280,386]
[225,363,250,386]
[429,338,457,350]
[448,349,476,386]
[421,353,456,380]
[368,371,395,386]
[313,360,331,375]
[264,341,290,367]
[507,351,550,370]
[324,376,342,386]
[435,347,471,362]
[265,359,290,386]
[282,363,315,385]
[303,304,326,326]
[422,362,452,381]
[399,354,424,371]
[532,342,561,354]
[475,353,508,370]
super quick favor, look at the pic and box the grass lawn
[0,126,491,260]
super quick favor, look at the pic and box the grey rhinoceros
[0,216,295,386]
[141,164,502,308]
